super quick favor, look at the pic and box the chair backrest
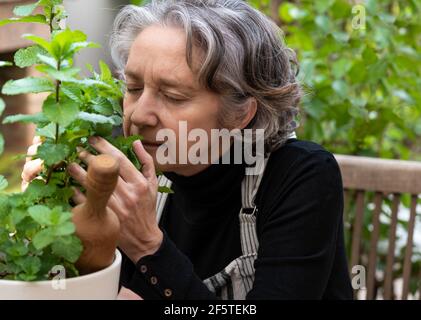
[335,154,421,300]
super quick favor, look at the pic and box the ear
[239,97,257,130]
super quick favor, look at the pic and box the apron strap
[156,175,173,223]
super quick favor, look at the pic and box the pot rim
[0,249,122,285]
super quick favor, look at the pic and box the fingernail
[89,136,98,144]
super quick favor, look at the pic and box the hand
[21,136,44,191]
[67,136,163,264]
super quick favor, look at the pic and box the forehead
[125,25,202,87]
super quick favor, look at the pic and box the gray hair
[110,0,300,152]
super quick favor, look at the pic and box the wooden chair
[335,154,421,300]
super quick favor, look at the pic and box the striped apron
[155,153,271,300]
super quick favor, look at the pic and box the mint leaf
[0,98,5,116]
[37,65,80,82]
[28,205,52,226]
[158,186,175,194]
[0,61,13,67]
[2,77,54,95]
[54,222,75,236]
[51,236,82,263]
[36,54,57,68]
[13,2,41,17]
[14,46,45,68]
[32,228,55,249]
[37,142,69,166]
[61,85,83,103]
[77,111,115,125]
[36,123,57,139]
[0,176,8,191]
[24,180,57,202]
[43,97,79,127]
[14,256,41,276]
[22,34,51,54]
[2,112,48,125]
[0,135,4,155]
[6,242,29,257]
[0,15,47,27]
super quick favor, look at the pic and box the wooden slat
[350,191,365,270]
[366,192,383,300]
[335,155,421,195]
[401,195,418,300]
[383,194,401,300]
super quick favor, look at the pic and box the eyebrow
[124,69,197,92]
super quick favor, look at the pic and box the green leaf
[28,205,52,226]
[61,85,82,103]
[332,58,353,79]
[11,208,27,226]
[36,123,57,139]
[2,112,48,125]
[67,79,111,89]
[158,186,174,194]
[22,34,51,54]
[37,142,69,166]
[0,61,13,67]
[0,98,4,116]
[54,222,75,236]
[51,29,88,59]
[36,54,58,68]
[0,176,8,191]
[14,256,41,276]
[37,65,80,82]
[99,60,112,81]
[0,15,47,27]
[1,77,54,95]
[77,111,115,125]
[51,236,82,263]
[32,228,55,249]
[43,97,79,127]
[13,2,40,17]
[14,45,45,68]
[0,135,4,155]
[24,180,57,202]
[6,242,29,257]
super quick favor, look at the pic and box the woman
[22,0,352,299]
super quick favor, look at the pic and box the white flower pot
[0,250,122,300]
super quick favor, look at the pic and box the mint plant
[0,0,168,281]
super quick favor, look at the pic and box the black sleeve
[247,150,351,299]
[119,230,217,300]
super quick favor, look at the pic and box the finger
[26,141,42,163]
[76,147,96,165]
[21,159,44,182]
[32,136,41,145]
[67,163,88,189]
[72,187,86,205]
[133,140,156,182]
[88,136,146,184]
[21,180,29,192]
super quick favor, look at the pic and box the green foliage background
[249,0,421,297]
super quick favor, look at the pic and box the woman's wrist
[126,228,164,264]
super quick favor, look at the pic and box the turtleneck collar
[163,143,247,205]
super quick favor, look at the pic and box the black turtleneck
[119,139,353,300]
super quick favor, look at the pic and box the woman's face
[123,25,224,176]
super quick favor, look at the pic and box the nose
[129,89,159,128]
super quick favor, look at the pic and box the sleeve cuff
[131,230,195,299]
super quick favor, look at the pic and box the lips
[142,140,164,147]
